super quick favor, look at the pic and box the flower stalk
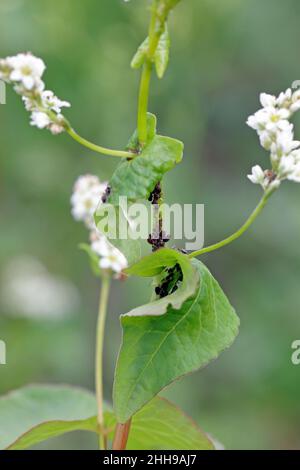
[95,275,111,450]
[67,128,134,159]
[189,188,276,259]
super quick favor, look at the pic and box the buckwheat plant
[1,0,300,451]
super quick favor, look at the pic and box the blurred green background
[1,0,300,450]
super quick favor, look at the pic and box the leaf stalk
[189,188,276,259]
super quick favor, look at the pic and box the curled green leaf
[114,252,240,423]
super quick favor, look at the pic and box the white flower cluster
[247,88,300,190]
[71,175,128,276]
[0,52,70,134]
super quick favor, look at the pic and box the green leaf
[107,113,183,205]
[155,26,170,79]
[125,248,200,315]
[0,385,98,450]
[94,115,183,264]
[106,396,214,450]
[131,27,170,79]
[114,257,240,423]
[131,37,149,70]
[1,385,213,450]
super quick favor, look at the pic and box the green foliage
[107,396,214,450]
[114,250,239,423]
[131,26,170,79]
[108,113,183,205]
[94,115,183,264]
[125,247,199,312]
[155,26,170,79]
[0,385,98,450]
[0,385,213,450]
[131,37,149,70]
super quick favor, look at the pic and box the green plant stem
[189,189,276,259]
[137,0,165,145]
[95,276,111,450]
[67,128,134,159]
[137,62,153,145]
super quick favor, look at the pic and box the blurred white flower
[0,53,45,91]
[41,90,70,113]
[90,230,128,275]
[0,256,80,319]
[98,244,128,274]
[247,87,300,190]
[71,175,128,277]
[71,175,108,229]
[30,111,51,129]
[247,165,266,187]
[259,93,276,108]
[0,52,70,134]
[90,230,111,257]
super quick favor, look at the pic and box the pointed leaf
[1,385,213,450]
[114,258,239,423]
[0,385,98,450]
[131,37,149,70]
[131,27,170,79]
[155,26,170,79]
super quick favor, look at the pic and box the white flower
[260,93,276,108]
[287,162,300,183]
[247,86,300,188]
[71,175,108,229]
[270,132,300,160]
[41,90,70,114]
[277,155,296,179]
[90,230,111,257]
[47,121,64,135]
[276,88,292,109]
[99,244,128,273]
[71,176,128,278]
[247,165,265,185]
[290,89,300,114]
[0,52,71,134]
[90,230,128,276]
[30,111,51,129]
[6,53,45,91]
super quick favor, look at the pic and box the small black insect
[101,185,111,203]
[155,263,183,299]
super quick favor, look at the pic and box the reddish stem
[112,420,132,450]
